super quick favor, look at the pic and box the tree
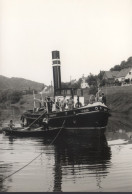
[86,73,97,86]
[110,65,121,71]
[127,57,132,63]
[120,61,126,69]
[97,71,105,80]
[100,79,106,87]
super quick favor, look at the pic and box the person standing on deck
[96,88,102,102]
[60,96,66,111]
[68,97,74,110]
[89,95,96,104]
[63,96,67,109]
[47,96,52,113]
[75,96,82,108]
[56,98,60,112]
[102,93,106,105]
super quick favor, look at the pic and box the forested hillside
[0,75,45,91]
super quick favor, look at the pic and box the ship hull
[48,111,109,132]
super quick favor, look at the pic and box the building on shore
[102,71,119,85]
[115,67,132,83]
[103,68,132,86]
[81,74,89,89]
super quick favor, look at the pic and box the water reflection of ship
[43,132,111,192]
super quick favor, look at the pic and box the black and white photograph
[0,0,132,192]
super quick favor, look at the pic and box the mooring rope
[0,120,66,183]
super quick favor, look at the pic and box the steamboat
[20,51,110,133]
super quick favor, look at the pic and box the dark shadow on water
[42,131,112,192]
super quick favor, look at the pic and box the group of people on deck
[45,92,106,114]
[89,89,106,105]
[35,87,106,113]
[48,96,75,113]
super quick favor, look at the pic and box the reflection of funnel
[45,132,111,192]
[52,51,61,95]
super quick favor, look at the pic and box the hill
[0,75,45,92]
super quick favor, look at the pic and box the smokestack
[52,51,61,93]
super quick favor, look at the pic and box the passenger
[47,96,52,113]
[63,96,67,109]
[52,99,56,112]
[56,98,60,112]
[39,98,41,108]
[65,99,69,110]
[75,96,82,108]
[42,117,49,130]
[102,93,106,105]
[60,97,66,112]
[52,103,56,112]
[68,97,74,110]
[8,120,15,129]
[96,88,102,102]
[89,95,96,104]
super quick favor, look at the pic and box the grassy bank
[102,86,132,114]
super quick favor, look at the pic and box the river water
[0,107,132,192]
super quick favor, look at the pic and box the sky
[0,0,132,85]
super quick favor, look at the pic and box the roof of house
[104,71,119,79]
[111,71,119,77]
[116,67,132,78]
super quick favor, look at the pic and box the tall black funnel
[52,51,61,94]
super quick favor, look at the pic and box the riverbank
[102,85,132,114]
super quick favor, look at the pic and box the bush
[19,99,26,105]
[89,86,98,95]
[10,91,22,104]
[0,90,22,104]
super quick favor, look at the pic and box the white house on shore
[116,67,132,82]
[81,75,89,89]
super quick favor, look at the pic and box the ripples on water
[0,109,132,192]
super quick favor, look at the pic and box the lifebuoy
[95,107,98,110]
[75,102,82,108]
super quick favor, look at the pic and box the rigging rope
[0,120,66,183]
